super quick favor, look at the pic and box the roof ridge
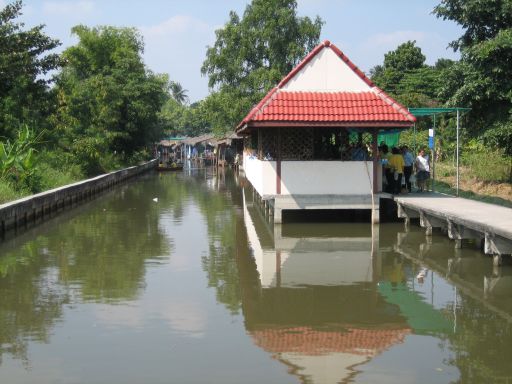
[277,40,376,89]
[371,87,416,123]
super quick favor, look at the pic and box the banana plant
[0,126,44,184]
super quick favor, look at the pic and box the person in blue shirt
[401,145,414,192]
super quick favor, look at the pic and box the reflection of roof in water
[251,326,411,356]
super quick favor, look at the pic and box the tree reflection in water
[0,175,171,365]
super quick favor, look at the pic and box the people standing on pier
[402,145,414,193]
[380,144,393,193]
[388,147,405,194]
[415,149,430,192]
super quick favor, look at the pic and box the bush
[0,179,28,204]
[461,149,511,182]
[35,150,84,190]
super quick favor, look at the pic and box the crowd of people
[379,144,430,194]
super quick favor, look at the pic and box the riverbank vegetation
[368,0,512,202]
[1,0,511,204]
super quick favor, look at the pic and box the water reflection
[386,224,512,382]
[0,175,173,365]
[240,188,415,383]
[238,183,512,382]
[3,169,512,383]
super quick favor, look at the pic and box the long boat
[156,163,184,172]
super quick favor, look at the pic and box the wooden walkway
[393,192,512,258]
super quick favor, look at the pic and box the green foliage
[202,90,253,136]
[433,0,512,144]
[0,1,61,139]
[53,25,168,176]
[370,41,446,108]
[35,151,83,190]
[0,125,44,192]
[201,0,323,134]
[169,81,189,105]
[433,0,512,51]
[483,120,512,156]
[383,40,426,72]
[460,147,511,182]
[0,179,26,203]
[158,98,211,137]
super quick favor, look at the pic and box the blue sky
[12,0,463,102]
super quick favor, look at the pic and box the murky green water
[1,168,512,383]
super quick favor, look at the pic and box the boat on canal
[156,162,183,171]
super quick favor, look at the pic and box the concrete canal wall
[0,159,157,236]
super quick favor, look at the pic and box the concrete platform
[272,194,378,224]
[393,192,512,258]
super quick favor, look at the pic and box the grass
[434,179,512,208]
[0,181,28,205]
[0,151,84,205]
[434,158,512,208]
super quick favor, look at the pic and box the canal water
[1,168,512,383]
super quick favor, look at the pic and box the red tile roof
[236,40,416,132]
[244,91,414,124]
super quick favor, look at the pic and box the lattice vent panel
[281,128,314,160]
[260,129,278,160]
[340,129,374,160]
[313,128,341,160]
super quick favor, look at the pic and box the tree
[0,0,61,139]
[370,41,428,98]
[383,40,426,72]
[169,81,189,105]
[201,0,323,135]
[53,25,168,175]
[434,0,512,51]
[433,0,512,152]
[158,98,210,137]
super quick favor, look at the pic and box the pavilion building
[235,40,416,223]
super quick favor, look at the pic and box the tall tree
[434,0,512,51]
[201,0,323,135]
[169,81,189,105]
[370,40,430,101]
[434,0,512,154]
[53,26,168,175]
[0,0,61,139]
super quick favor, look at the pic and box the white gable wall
[281,48,371,92]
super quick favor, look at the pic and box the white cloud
[141,15,209,38]
[43,1,95,16]
[163,300,207,338]
[95,304,144,328]
[94,299,207,338]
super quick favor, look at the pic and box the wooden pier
[393,193,512,264]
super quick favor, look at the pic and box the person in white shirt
[415,149,430,192]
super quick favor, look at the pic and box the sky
[11,0,464,103]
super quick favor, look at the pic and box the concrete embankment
[0,159,157,236]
